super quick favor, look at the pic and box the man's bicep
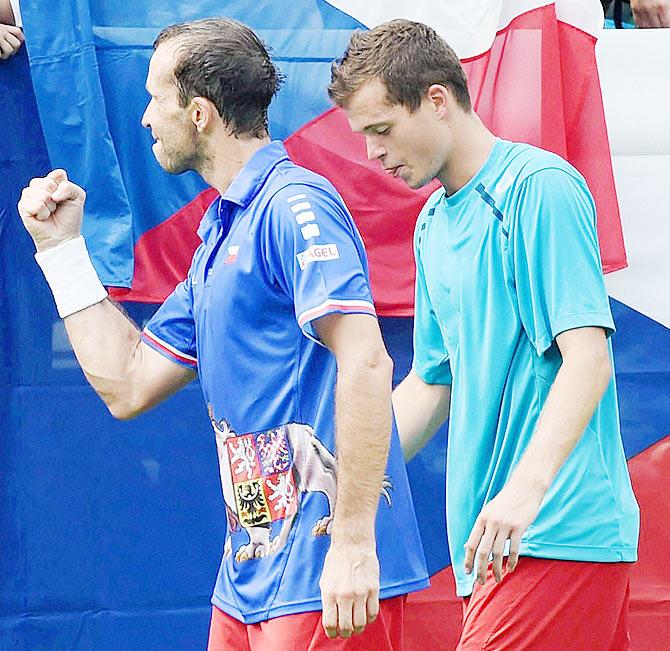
[555,326,610,362]
[314,312,386,364]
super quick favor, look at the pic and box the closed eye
[363,124,392,136]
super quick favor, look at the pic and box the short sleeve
[263,183,376,343]
[510,168,615,355]
[141,273,198,369]
[412,234,452,385]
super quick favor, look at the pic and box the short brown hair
[329,19,471,113]
[154,18,283,138]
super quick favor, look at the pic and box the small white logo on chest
[224,245,239,265]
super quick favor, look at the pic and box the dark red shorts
[208,595,407,651]
[457,557,632,650]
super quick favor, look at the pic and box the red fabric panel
[557,22,626,274]
[404,567,462,650]
[109,188,218,303]
[627,435,670,651]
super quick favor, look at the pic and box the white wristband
[35,236,108,318]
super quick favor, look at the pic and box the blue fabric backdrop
[2,5,669,649]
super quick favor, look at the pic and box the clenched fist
[18,169,86,252]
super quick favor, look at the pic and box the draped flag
[20,0,627,310]
[4,1,668,649]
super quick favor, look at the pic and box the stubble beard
[158,128,203,176]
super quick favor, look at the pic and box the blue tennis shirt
[141,141,429,622]
[413,138,639,597]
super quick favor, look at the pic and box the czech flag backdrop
[1,1,668,648]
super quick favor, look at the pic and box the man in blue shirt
[17,17,427,650]
[330,19,639,650]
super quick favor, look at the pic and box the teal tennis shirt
[413,138,639,597]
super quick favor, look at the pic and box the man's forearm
[331,355,393,542]
[393,370,451,461]
[63,298,148,418]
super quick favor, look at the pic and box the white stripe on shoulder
[286,193,308,204]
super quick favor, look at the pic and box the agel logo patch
[296,244,340,270]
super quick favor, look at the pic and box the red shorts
[208,595,407,651]
[458,557,631,650]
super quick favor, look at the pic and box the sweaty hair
[329,19,471,113]
[154,18,283,138]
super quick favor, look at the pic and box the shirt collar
[197,140,289,241]
[221,140,289,208]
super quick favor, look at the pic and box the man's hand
[631,0,670,27]
[18,169,86,252]
[0,23,23,60]
[314,312,391,639]
[464,478,545,585]
[319,538,380,639]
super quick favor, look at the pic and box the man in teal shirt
[329,18,639,650]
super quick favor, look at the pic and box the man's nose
[140,104,151,129]
[366,137,385,162]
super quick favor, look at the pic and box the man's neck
[437,114,496,196]
[199,134,272,195]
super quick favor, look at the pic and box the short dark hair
[154,18,283,138]
[329,19,471,113]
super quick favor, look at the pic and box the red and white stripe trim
[297,298,376,329]
[142,328,198,367]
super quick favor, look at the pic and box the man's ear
[426,84,453,120]
[190,96,218,132]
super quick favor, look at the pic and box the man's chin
[155,154,190,175]
[404,176,429,190]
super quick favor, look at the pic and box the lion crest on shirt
[208,405,392,562]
